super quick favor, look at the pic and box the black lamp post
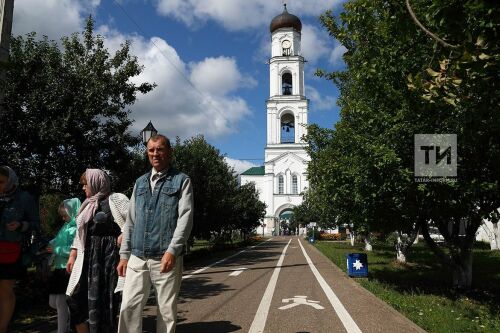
[141,121,158,146]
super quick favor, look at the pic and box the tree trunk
[491,222,499,250]
[394,229,419,263]
[396,234,406,263]
[396,249,406,263]
[364,234,372,251]
[350,232,355,246]
[421,215,480,290]
[452,250,473,290]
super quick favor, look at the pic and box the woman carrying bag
[66,169,121,333]
[0,166,39,333]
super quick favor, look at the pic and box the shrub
[249,235,265,242]
[306,229,321,240]
[39,194,64,238]
[319,233,345,241]
[385,232,399,245]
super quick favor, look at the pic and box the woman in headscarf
[66,169,121,333]
[47,198,80,333]
[0,166,39,333]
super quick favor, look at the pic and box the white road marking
[279,295,324,310]
[229,268,248,276]
[182,238,271,280]
[298,238,363,333]
[248,239,292,333]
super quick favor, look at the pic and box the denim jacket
[0,190,39,243]
[120,167,193,259]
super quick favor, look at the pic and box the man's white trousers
[118,254,183,333]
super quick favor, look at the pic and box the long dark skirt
[87,235,120,333]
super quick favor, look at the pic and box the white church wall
[273,196,303,216]
[240,176,266,204]
[264,174,275,216]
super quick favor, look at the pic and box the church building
[241,5,309,236]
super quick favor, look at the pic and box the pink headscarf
[75,169,111,249]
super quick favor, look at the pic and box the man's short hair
[148,134,171,148]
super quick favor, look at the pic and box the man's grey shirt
[120,169,194,259]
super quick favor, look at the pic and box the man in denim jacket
[117,134,193,333]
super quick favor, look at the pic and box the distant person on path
[47,198,80,333]
[117,134,193,333]
[0,166,39,333]
[66,169,121,333]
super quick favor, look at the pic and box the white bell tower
[241,4,310,236]
[266,4,308,147]
[263,4,310,230]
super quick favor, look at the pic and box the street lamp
[141,121,158,146]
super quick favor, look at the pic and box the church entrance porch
[278,209,295,235]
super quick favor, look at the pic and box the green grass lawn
[315,241,500,333]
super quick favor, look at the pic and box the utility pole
[0,0,14,118]
[0,0,14,62]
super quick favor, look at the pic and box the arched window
[280,113,295,143]
[278,175,284,194]
[282,72,292,95]
[292,175,298,194]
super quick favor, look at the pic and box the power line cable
[111,0,262,138]
[108,1,315,169]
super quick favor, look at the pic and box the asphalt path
[174,236,426,333]
[13,236,427,333]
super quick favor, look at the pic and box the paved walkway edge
[305,240,427,333]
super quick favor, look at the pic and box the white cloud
[12,0,99,40]
[301,24,330,64]
[306,85,336,111]
[329,43,347,68]
[189,56,256,96]
[224,157,259,175]
[155,0,344,31]
[98,26,254,139]
[11,1,255,140]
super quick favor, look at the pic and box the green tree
[173,135,265,242]
[231,183,266,238]
[291,194,319,230]
[0,17,154,195]
[312,0,499,288]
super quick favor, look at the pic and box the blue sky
[12,0,346,173]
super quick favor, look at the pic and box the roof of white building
[241,166,265,176]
